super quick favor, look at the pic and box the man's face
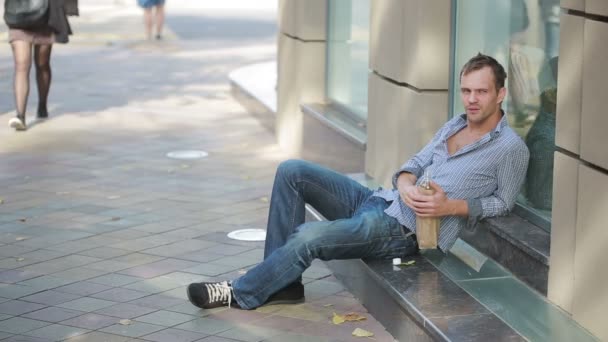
[460,67,506,125]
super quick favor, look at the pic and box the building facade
[275,0,607,339]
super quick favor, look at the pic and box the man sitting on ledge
[187,53,530,310]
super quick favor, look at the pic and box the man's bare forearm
[445,199,469,217]
[396,172,417,190]
[398,172,469,218]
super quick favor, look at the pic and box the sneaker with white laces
[187,280,240,309]
[8,116,26,131]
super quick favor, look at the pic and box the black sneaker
[265,282,305,306]
[187,280,240,309]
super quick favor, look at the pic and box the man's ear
[497,86,507,104]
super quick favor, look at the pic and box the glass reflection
[326,0,370,121]
[452,0,560,226]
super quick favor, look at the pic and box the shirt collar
[457,110,507,138]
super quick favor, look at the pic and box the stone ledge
[306,205,524,341]
[300,103,367,148]
[229,61,277,132]
[460,215,549,295]
[307,200,598,341]
[305,172,598,341]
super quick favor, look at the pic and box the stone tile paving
[0,1,397,341]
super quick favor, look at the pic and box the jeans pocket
[366,234,415,260]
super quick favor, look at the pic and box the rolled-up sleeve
[478,142,530,219]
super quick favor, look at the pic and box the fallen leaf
[15,237,27,241]
[332,312,346,325]
[119,319,133,325]
[352,328,374,338]
[260,197,269,203]
[111,217,121,221]
[16,257,25,262]
[343,313,367,322]
[323,304,334,307]
[399,260,416,266]
[333,312,367,325]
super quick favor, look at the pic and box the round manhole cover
[227,229,266,241]
[166,150,208,160]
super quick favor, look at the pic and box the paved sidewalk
[0,3,396,342]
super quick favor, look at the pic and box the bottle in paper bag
[416,170,440,249]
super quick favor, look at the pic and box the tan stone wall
[548,2,608,340]
[366,0,451,186]
[276,0,327,156]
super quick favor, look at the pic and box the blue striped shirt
[373,113,530,252]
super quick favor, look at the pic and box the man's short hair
[460,53,507,90]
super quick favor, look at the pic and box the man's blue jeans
[231,160,418,309]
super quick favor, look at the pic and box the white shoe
[8,117,26,131]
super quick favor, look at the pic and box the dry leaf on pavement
[332,312,367,325]
[399,260,416,266]
[352,328,374,337]
[343,313,367,322]
[332,312,346,325]
[119,319,133,325]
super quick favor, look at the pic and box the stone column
[276,0,327,156]
[549,0,608,339]
[366,0,451,187]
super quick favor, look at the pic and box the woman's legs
[34,44,53,118]
[9,40,33,129]
[143,8,153,39]
[154,4,165,39]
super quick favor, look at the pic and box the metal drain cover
[227,229,266,241]
[166,150,208,160]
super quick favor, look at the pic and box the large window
[451,0,560,230]
[326,0,370,122]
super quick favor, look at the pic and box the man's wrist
[393,168,419,189]
[397,172,417,188]
[446,199,468,217]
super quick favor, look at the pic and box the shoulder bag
[4,0,49,30]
